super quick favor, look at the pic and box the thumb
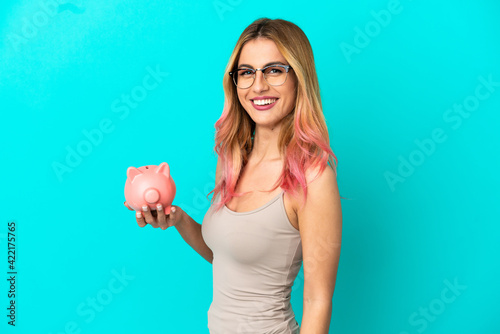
[124,201,133,211]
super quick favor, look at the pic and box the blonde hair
[208,18,339,212]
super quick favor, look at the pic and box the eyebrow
[237,61,287,69]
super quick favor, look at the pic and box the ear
[127,167,143,182]
[156,162,170,178]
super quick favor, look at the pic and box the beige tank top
[201,190,302,334]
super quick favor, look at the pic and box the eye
[265,66,284,75]
[238,69,253,76]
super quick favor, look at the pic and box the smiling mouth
[251,98,278,106]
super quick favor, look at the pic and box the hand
[124,201,182,230]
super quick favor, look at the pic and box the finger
[136,211,147,227]
[167,206,177,227]
[124,201,133,211]
[142,205,159,228]
[156,204,168,229]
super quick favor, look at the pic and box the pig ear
[156,162,170,178]
[127,167,143,182]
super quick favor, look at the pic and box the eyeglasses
[229,65,293,89]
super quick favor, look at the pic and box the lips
[252,98,277,106]
[251,96,279,101]
[250,98,279,110]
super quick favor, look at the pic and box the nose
[252,70,269,92]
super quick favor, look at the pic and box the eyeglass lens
[233,66,288,88]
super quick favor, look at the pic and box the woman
[126,18,342,334]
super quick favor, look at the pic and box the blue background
[1,0,499,333]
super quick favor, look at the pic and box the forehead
[238,38,286,67]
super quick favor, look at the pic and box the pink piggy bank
[124,162,176,214]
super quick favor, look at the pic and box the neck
[248,125,283,164]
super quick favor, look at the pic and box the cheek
[239,92,250,107]
[282,80,296,101]
[280,87,296,110]
[282,99,295,115]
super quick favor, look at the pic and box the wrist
[174,209,187,229]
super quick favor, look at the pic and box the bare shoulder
[305,163,337,189]
[290,164,339,213]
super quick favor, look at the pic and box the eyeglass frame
[228,64,293,89]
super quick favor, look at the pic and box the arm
[297,165,342,334]
[175,211,213,264]
[175,155,222,264]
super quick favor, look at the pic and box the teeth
[253,98,277,106]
